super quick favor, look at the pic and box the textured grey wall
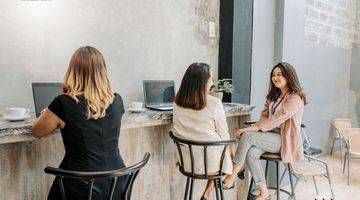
[0,0,219,112]
[251,0,352,152]
[350,48,360,121]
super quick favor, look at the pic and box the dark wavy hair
[175,63,211,110]
[266,62,307,105]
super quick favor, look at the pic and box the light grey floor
[279,152,360,200]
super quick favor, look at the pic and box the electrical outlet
[209,21,216,37]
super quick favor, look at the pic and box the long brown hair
[63,46,114,119]
[175,63,210,110]
[266,62,307,104]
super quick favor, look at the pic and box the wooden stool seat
[260,152,281,161]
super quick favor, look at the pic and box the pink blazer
[258,92,305,163]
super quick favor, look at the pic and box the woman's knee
[240,132,251,141]
[241,131,257,144]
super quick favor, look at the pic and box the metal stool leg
[343,152,347,173]
[294,176,299,188]
[184,177,190,200]
[327,174,335,200]
[247,177,254,200]
[218,178,225,200]
[347,152,350,186]
[288,177,300,200]
[276,161,280,200]
[288,164,296,200]
[214,179,220,200]
[189,178,194,200]
[265,161,269,182]
[279,168,287,186]
[312,176,319,195]
[330,138,336,156]
[340,139,343,163]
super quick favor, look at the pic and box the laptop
[143,80,175,111]
[32,83,63,117]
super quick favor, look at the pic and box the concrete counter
[0,103,254,144]
[0,103,254,200]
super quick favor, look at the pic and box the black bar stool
[169,131,237,200]
[247,152,296,200]
[44,153,150,200]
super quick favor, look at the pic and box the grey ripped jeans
[233,131,281,186]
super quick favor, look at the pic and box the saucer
[128,108,146,113]
[3,114,31,122]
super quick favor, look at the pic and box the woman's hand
[235,128,246,139]
[235,124,260,139]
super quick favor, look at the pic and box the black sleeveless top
[47,93,127,200]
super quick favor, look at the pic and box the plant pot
[209,92,223,101]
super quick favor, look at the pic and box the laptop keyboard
[158,106,173,110]
[148,104,173,110]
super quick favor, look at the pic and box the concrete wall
[0,0,219,111]
[355,0,360,47]
[251,0,353,152]
[304,0,357,49]
[350,48,360,121]
[283,0,352,151]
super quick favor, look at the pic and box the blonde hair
[63,46,114,119]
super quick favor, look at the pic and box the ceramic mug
[5,108,30,117]
[129,102,143,110]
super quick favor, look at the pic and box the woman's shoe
[200,196,207,200]
[222,180,235,190]
[237,168,245,180]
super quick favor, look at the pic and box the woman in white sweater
[173,63,232,200]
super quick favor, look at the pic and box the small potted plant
[210,79,234,100]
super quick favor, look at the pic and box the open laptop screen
[143,80,175,106]
[32,83,63,117]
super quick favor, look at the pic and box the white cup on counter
[129,102,143,111]
[5,108,30,117]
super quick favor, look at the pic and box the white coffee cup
[129,102,143,110]
[5,108,30,117]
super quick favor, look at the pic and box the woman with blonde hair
[32,46,127,199]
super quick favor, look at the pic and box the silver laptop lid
[143,80,175,107]
[32,83,63,117]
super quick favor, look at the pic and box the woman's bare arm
[32,108,65,138]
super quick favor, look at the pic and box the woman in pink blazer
[223,62,307,200]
